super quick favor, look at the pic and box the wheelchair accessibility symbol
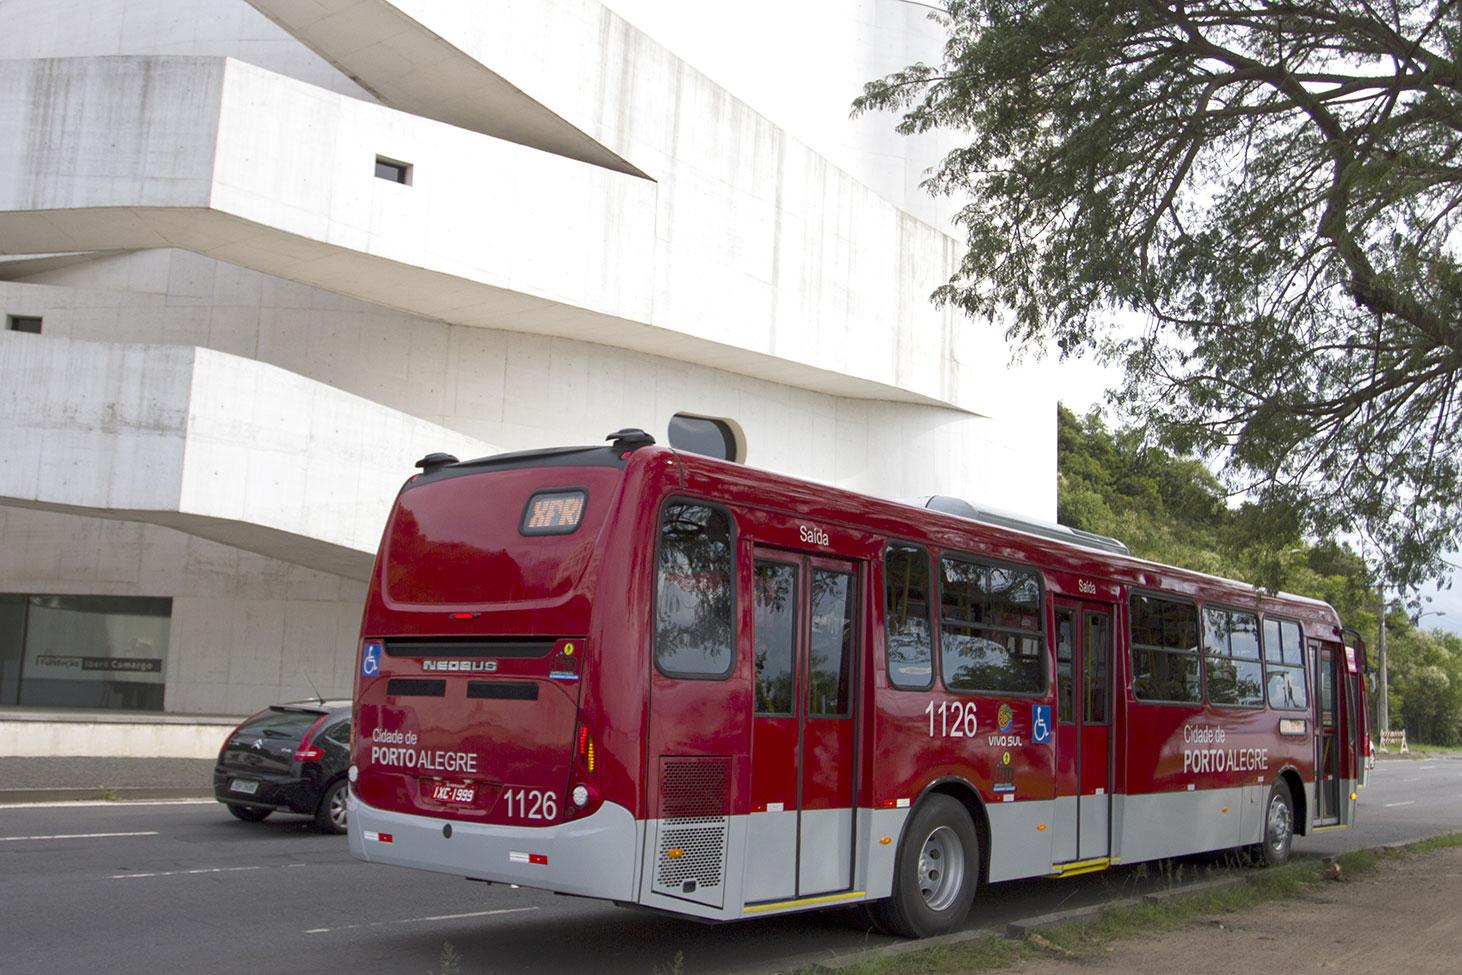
[1031,705,1052,744]
[361,642,382,677]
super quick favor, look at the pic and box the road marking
[112,866,264,879]
[1384,800,1417,808]
[305,906,538,934]
[0,799,215,809]
[1,831,159,842]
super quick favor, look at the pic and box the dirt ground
[1008,845,1462,974]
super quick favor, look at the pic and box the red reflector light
[294,745,324,761]
[577,726,597,773]
[531,854,548,865]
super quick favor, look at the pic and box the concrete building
[0,0,1056,754]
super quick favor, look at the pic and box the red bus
[347,430,1366,937]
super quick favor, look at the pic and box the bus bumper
[348,789,641,902]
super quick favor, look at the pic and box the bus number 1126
[926,700,978,738]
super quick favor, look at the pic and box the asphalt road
[1,758,1456,975]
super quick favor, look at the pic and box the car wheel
[1250,780,1294,866]
[226,803,271,822]
[314,779,348,834]
[867,793,980,938]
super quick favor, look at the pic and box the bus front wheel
[869,794,979,939]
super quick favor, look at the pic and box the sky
[602,0,1462,639]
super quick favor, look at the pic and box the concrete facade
[0,0,1057,740]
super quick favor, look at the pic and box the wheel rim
[917,825,965,912]
[1267,795,1292,852]
[329,787,348,829]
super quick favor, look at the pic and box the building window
[6,315,42,334]
[374,156,412,184]
[0,594,171,711]
[667,413,744,462]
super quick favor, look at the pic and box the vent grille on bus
[653,757,730,909]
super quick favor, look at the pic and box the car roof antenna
[302,668,325,705]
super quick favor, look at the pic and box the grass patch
[792,833,1462,975]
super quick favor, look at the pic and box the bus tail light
[577,725,598,775]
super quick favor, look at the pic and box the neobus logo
[422,660,498,672]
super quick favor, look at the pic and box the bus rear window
[655,501,735,679]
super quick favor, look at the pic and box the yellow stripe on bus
[743,891,868,914]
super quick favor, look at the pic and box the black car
[213,700,352,834]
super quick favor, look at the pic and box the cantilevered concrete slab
[0,53,989,414]
[0,331,496,579]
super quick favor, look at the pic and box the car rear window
[234,707,326,742]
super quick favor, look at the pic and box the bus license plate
[229,779,258,795]
[431,782,475,804]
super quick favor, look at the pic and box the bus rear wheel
[869,794,979,939]
[1250,780,1294,866]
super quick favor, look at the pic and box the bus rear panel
[349,444,658,903]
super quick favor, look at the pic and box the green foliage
[1386,627,1462,744]
[857,1,1462,589]
[1059,402,1462,744]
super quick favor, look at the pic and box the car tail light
[292,713,332,763]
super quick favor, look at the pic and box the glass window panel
[1229,612,1261,660]
[1263,617,1283,663]
[1084,612,1110,724]
[753,561,798,714]
[1281,621,1305,666]
[884,544,933,690]
[1132,648,1202,702]
[1055,609,1075,724]
[18,595,170,710]
[808,569,854,716]
[941,628,1043,694]
[1267,664,1309,710]
[1206,657,1265,706]
[655,503,735,678]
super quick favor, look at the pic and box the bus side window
[1263,617,1309,710]
[655,501,735,679]
[938,556,1045,695]
[884,543,934,690]
[1130,594,1202,703]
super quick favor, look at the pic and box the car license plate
[229,779,259,795]
[431,782,475,804]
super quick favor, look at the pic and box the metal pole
[1376,589,1389,736]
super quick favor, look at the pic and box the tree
[856,1,1462,589]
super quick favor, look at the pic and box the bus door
[1314,640,1342,825]
[745,548,860,902]
[1052,598,1113,864]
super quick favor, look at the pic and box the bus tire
[870,794,979,939]
[1251,780,1294,866]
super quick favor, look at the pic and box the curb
[788,874,1256,973]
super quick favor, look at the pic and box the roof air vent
[607,428,656,452]
[414,452,459,473]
